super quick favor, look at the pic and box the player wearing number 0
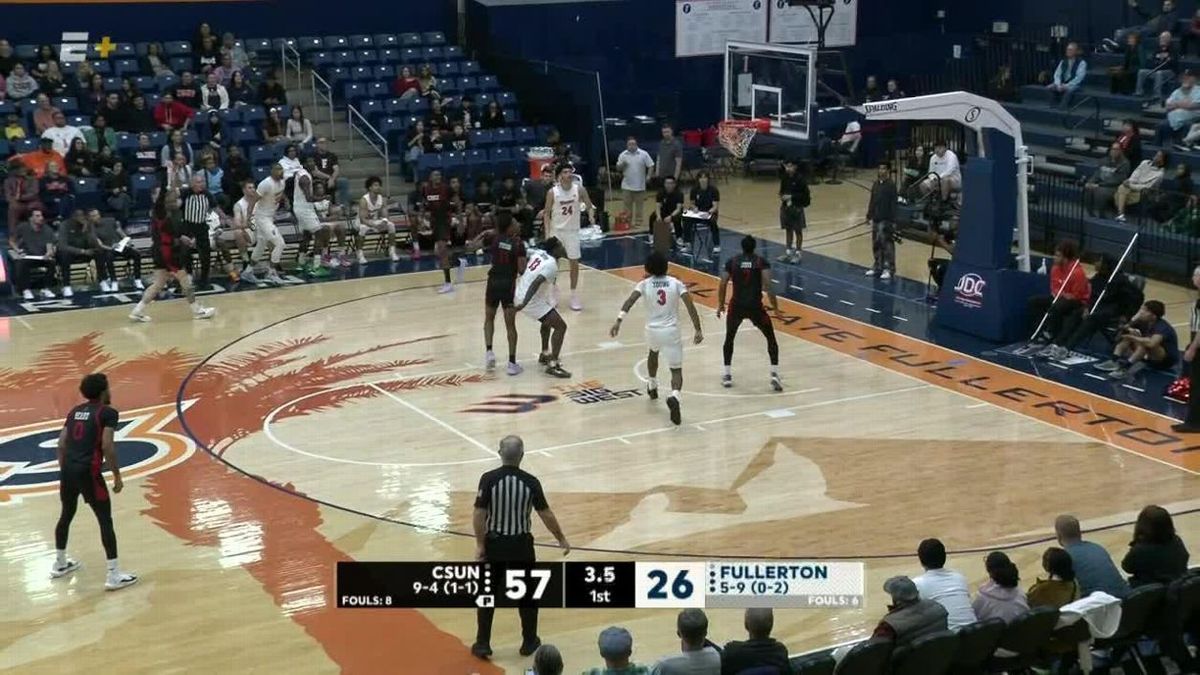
[51,373,138,591]
[610,251,703,425]
[468,215,527,375]
[544,164,595,311]
[717,235,782,391]
[514,237,572,378]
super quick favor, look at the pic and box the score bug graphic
[634,563,705,608]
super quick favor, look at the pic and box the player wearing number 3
[611,251,703,425]
[544,164,596,311]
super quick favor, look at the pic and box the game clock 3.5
[336,561,864,610]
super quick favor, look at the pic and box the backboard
[723,41,816,141]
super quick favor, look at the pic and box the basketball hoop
[718,119,770,159]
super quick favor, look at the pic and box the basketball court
[3,173,1200,672]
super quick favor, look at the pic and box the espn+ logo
[59,32,117,64]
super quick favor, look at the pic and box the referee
[181,174,218,286]
[471,435,571,661]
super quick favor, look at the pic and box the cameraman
[866,163,898,280]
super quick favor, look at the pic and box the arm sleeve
[530,477,549,511]
[1068,60,1088,88]
[473,474,491,509]
[1052,62,1064,86]
[712,186,720,202]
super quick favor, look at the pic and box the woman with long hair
[972,551,1029,623]
[129,187,216,322]
[481,100,506,129]
[1028,239,1090,348]
[286,105,313,145]
[263,107,285,144]
[64,137,95,177]
[81,73,107,116]
[1123,505,1190,587]
[142,42,173,78]
[227,70,254,106]
[1027,547,1079,609]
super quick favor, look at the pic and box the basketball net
[717,120,766,159]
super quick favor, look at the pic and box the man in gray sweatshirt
[87,207,144,292]
[56,209,97,297]
[9,207,58,299]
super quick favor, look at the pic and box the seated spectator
[133,133,159,175]
[142,42,173,78]
[160,129,194,168]
[84,113,117,154]
[78,76,108,117]
[988,64,1018,102]
[312,137,340,197]
[88,207,142,291]
[1097,300,1180,378]
[1055,515,1131,598]
[427,98,450,130]
[200,72,229,112]
[211,53,240,88]
[96,92,128,132]
[457,95,479,129]
[222,145,251,194]
[532,644,563,675]
[258,72,287,107]
[1122,505,1190,587]
[0,40,15,77]
[1084,144,1131,216]
[9,207,59,299]
[468,179,495,234]
[38,61,67,97]
[427,126,446,154]
[1028,239,1090,345]
[448,122,469,151]
[651,609,720,675]
[103,159,132,222]
[1047,42,1087,109]
[481,100,506,129]
[392,65,420,98]
[1184,8,1200,56]
[1168,191,1200,234]
[19,137,66,178]
[584,626,648,675]
[263,106,286,143]
[193,22,216,52]
[1047,254,1144,357]
[286,105,313,145]
[196,35,220,74]
[220,32,250,72]
[720,608,790,675]
[417,63,440,99]
[202,111,227,152]
[227,70,254,107]
[1136,31,1178,101]
[860,74,881,103]
[173,71,202,110]
[7,63,39,100]
[1111,32,1144,96]
[913,538,978,629]
[1152,163,1192,222]
[55,208,92,295]
[69,61,94,94]
[32,93,60,135]
[918,140,961,201]
[5,112,26,140]
[883,78,906,100]
[41,110,84,156]
[39,160,73,220]
[278,142,303,179]
[34,44,59,74]
[155,92,195,132]
[166,151,194,191]
[972,552,1029,623]
[64,137,95,177]
[201,154,225,208]
[5,161,44,229]
[1115,149,1168,221]
[1156,71,1200,146]
[1115,118,1143,165]
[1027,547,1080,609]
[125,94,157,134]
[860,575,949,651]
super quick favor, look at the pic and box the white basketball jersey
[234,197,251,229]
[254,177,284,220]
[515,249,558,303]
[636,275,688,330]
[549,182,581,231]
[359,193,384,225]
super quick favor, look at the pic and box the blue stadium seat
[465,149,491,178]
[416,153,443,179]
[113,59,139,77]
[148,131,167,147]
[272,38,298,55]
[133,76,158,93]
[184,128,201,146]
[67,114,89,127]
[103,77,122,92]
[310,51,334,69]
[476,93,494,107]
[114,43,136,58]
[297,37,324,52]
[168,57,192,74]
[324,36,350,49]
[422,47,444,61]
[378,48,401,64]
[513,126,535,144]
[156,73,178,91]
[400,33,422,47]
[379,117,407,144]
[116,132,137,153]
[423,32,447,46]
[13,138,37,155]
[333,50,356,66]
[492,128,513,146]
[408,97,431,114]
[346,35,372,48]
[326,66,350,84]
[460,60,481,75]
[438,61,460,76]
[72,178,102,210]
[218,109,242,126]
[92,61,113,75]
[356,50,379,65]
[470,129,494,147]
[244,38,272,54]
[457,77,479,94]
[373,34,400,48]
[443,46,463,60]
[438,78,460,95]
[0,138,11,158]
[383,97,409,115]
[15,45,36,60]
[366,82,389,100]
[231,126,258,146]
[400,48,421,64]
[535,125,556,141]
[358,99,383,121]
[497,91,516,107]
[145,92,161,107]
[349,66,373,81]
[252,165,271,183]
[374,65,396,81]
[242,105,266,125]
[249,144,276,166]
[132,42,151,57]
[0,101,14,116]
[403,115,421,129]
[51,97,78,114]
[489,147,519,176]
[164,41,192,57]
[343,82,368,103]
[478,75,499,92]
[130,173,157,209]
[441,151,466,178]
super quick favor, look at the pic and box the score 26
[634,562,706,608]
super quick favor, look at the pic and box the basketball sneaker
[265,269,285,286]
[50,558,81,578]
[39,288,55,299]
[776,252,792,263]
[240,268,260,285]
[105,571,139,592]
[570,294,582,311]
[647,382,658,400]
[192,305,217,320]
[357,250,368,265]
[545,363,571,379]
[62,286,74,298]
[771,374,783,392]
[789,252,802,264]
[880,270,892,281]
[390,246,400,262]
[666,395,681,425]
[713,245,721,253]
[133,278,145,290]
[456,257,467,284]
[722,373,733,388]
[22,289,33,300]
[538,352,551,365]
[129,307,151,323]
[485,350,496,370]
[437,283,454,294]
[506,362,523,376]
[865,269,877,277]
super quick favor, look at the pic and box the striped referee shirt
[181,189,215,226]
[474,465,548,536]
[1191,298,1200,342]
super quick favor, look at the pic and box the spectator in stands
[7,63,38,101]
[1096,300,1179,378]
[1112,32,1143,96]
[87,207,141,291]
[196,35,220,74]
[125,94,156,134]
[481,100,506,129]
[988,64,1018,102]
[652,609,720,675]
[427,126,446,154]
[312,137,340,197]
[1183,8,1200,56]
[226,70,254,107]
[1055,515,1131,598]
[200,72,229,112]
[448,122,469,151]
[133,133,158,176]
[286,105,313,146]
[1136,31,1179,101]
[222,145,251,194]
[211,53,239,88]
[1153,163,1192,222]
[193,22,216,51]
[167,152,194,191]
[142,42,173,78]
[38,61,67,97]
[202,111,227,153]
[919,140,961,201]
[5,113,26,140]
[258,72,287,107]
[972,552,1029,623]
[83,113,116,155]
[913,538,978,629]
[861,74,881,103]
[392,66,420,99]
[155,92,195,132]
[5,161,43,229]
[32,93,60,135]
[120,78,140,105]
[79,74,106,117]
[584,626,647,675]
[1051,254,1144,357]
[883,78,906,100]
[616,137,654,230]
[64,137,95,177]
[428,98,451,130]
[201,155,225,209]
[1115,149,1167,221]
[42,110,84,156]
[0,40,14,77]
[720,609,790,675]
[1116,118,1143,165]
[55,208,92,296]
[0,70,6,100]
[532,645,563,675]
[1130,0,1180,41]
[1047,42,1087,109]
[1028,239,1090,344]
[1027,547,1080,609]
[173,71,202,110]
[1084,144,1131,216]
[404,120,429,181]
[68,61,93,95]
[97,93,128,132]
[458,96,479,130]
[1158,71,1200,146]
[104,159,132,223]
[34,45,58,74]
[220,32,250,72]
[9,206,60,299]
[160,129,194,168]
[871,576,948,646]
[1122,505,1190,586]
[520,164,553,239]
[418,64,440,100]
[39,161,73,220]
[19,136,66,178]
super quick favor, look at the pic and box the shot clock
[337,561,864,609]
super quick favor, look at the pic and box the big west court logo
[0,402,195,503]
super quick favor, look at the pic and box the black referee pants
[184,220,212,284]
[475,532,537,647]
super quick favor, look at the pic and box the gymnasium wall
[0,0,456,44]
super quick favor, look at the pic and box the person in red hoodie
[1028,239,1091,349]
[153,92,194,132]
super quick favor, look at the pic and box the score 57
[634,563,706,608]
[505,567,553,602]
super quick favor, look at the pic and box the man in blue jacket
[1047,42,1088,109]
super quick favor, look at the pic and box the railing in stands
[347,104,390,197]
[311,69,336,142]
[280,42,302,90]
[1065,94,1101,133]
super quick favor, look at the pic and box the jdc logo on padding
[953,273,986,309]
